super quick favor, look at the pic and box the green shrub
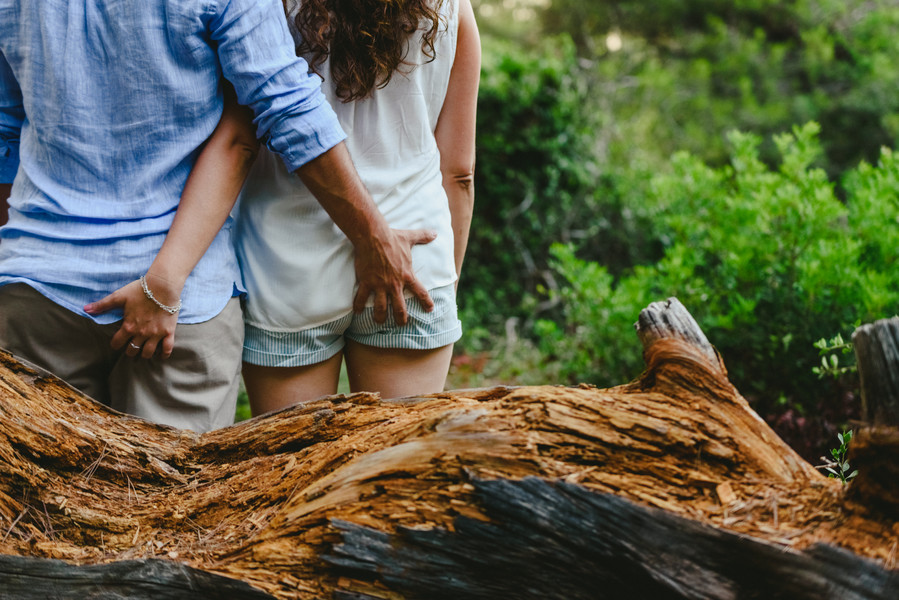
[528,122,898,456]
[461,36,598,335]
[540,0,899,178]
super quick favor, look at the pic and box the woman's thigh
[242,351,343,416]
[344,340,453,399]
[241,314,353,414]
[343,283,461,398]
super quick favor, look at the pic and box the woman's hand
[81,82,256,360]
[84,275,182,359]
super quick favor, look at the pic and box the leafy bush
[455,2,899,461]
[465,0,899,350]
[525,123,898,458]
[541,0,899,178]
[461,36,598,337]
[462,36,667,351]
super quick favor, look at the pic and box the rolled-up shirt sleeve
[209,0,346,173]
[0,50,24,184]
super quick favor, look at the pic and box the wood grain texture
[847,317,899,521]
[635,297,720,371]
[0,554,277,599]
[853,317,899,426]
[0,298,895,598]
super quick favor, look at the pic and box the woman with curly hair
[189,0,480,414]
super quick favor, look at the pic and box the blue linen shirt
[0,0,346,324]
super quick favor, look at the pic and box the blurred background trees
[455,0,899,459]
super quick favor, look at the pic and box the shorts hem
[242,335,345,368]
[242,284,460,364]
[346,321,462,351]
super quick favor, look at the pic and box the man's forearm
[0,183,11,227]
[296,142,435,322]
[296,142,388,246]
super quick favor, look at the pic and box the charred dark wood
[329,477,899,600]
[846,426,899,519]
[0,555,276,599]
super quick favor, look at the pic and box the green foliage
[458,1,899,459]
[812,333,855,380]
[464,0,899,351]
[463,36,601,331]
[531,124,899,420]
[463,35,667,344]
[235,385,251,422]
[818,430,858,484]
[540,0,899,177]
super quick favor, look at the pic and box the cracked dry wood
[0,298,896,599]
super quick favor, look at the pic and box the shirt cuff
[266,101,347,174]
[0,140,19,184]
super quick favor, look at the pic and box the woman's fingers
[84,289,124,316]
[125,337,145,358]
[160,333,176,359]
[140,338,160,359]
[122,334,175,360]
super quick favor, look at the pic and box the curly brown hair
[286,0,446,102]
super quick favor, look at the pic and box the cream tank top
[235,0,460,332]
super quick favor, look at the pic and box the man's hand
[84,275,181,359]
[296,142,437,325]
[353,228,437,324]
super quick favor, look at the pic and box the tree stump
[853,317,899,426]
[846,317,899,520]
[0,297,896,599]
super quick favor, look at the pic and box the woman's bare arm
[85,84,259,358]
[434,0,481,282]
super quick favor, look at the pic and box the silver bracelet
[139,275,182,315]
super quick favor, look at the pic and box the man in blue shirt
[0,0,435,431]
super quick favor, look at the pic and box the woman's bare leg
[343,340,453,399]
[242,351,343,416]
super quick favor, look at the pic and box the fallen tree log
[0,298,896,599]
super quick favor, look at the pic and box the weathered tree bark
[853,317,899,426]
[846,317,899,520]
[0,297,896,599]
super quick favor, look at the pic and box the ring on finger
[129,342,141,350]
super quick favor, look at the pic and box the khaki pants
[0,283,243,433]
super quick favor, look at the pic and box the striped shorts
[242,284,462,368]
